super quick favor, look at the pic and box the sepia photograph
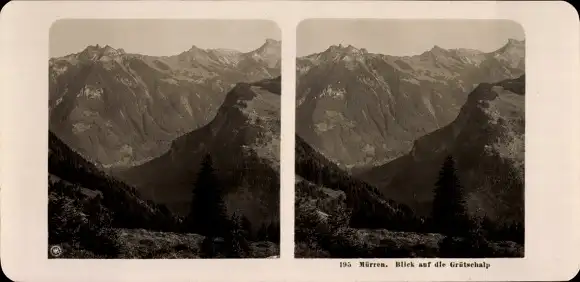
[295,19,525,258]
[48,19,281,259]
[2,0,580,281]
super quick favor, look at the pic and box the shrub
[224,213,251,258]
[295,241,331,258]
[48,180,121,258]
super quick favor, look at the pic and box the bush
[439,227,493,258]
[323,227,372,258]
[295,196,376,258]
[295,242,331,258]
[224,213,251,258]
[200,237,221,258]
[48,180,122,258]
[295,201,329,245]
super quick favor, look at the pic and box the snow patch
[120,144,133,156]
[76,85,103,99]
[319,85,346,100]
[314,123,334,132]
[55,97,63,107]
[297,96,307,107]
[422,96,437,118]
[82,110,99,117]
[180,96,193,116]
[116,76,137,87]
[401,77,420,85]
[215,52,241,66]
[52,64,68,76]
[162,78,180,85]
[297,64,312,75]
[314,111,355,133]
[361,144,375,155]
[72,123,91,134]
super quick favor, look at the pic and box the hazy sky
[49,19,281,58]
[297,19,525,57]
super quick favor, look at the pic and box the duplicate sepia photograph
[295,19,525,258]
[48,19,281,259]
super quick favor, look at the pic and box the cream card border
[1,1,579,282]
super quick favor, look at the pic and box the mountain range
[296,39,524,170]
[49,39,281,167]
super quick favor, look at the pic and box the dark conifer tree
[240,215,253,240]
[431,155,470,237]
[187,154,228,238]
[266,221,280,243]
[225,213,251,258]
[257,223,268,241]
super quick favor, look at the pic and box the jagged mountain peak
[252,38,281,54]
[430,45,446,52]
[247,39,281,68]
[185,44,209,54]
[325,43,368,55]
[495,38,525,53]
[420,45,452,58]
[79,44,125,59]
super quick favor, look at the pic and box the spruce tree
[188,154,228,238]
[266,221,280,243]
[431,155,469,237]
[225,213,250,258]
[257,223,268,241]
[240,215,253,240]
